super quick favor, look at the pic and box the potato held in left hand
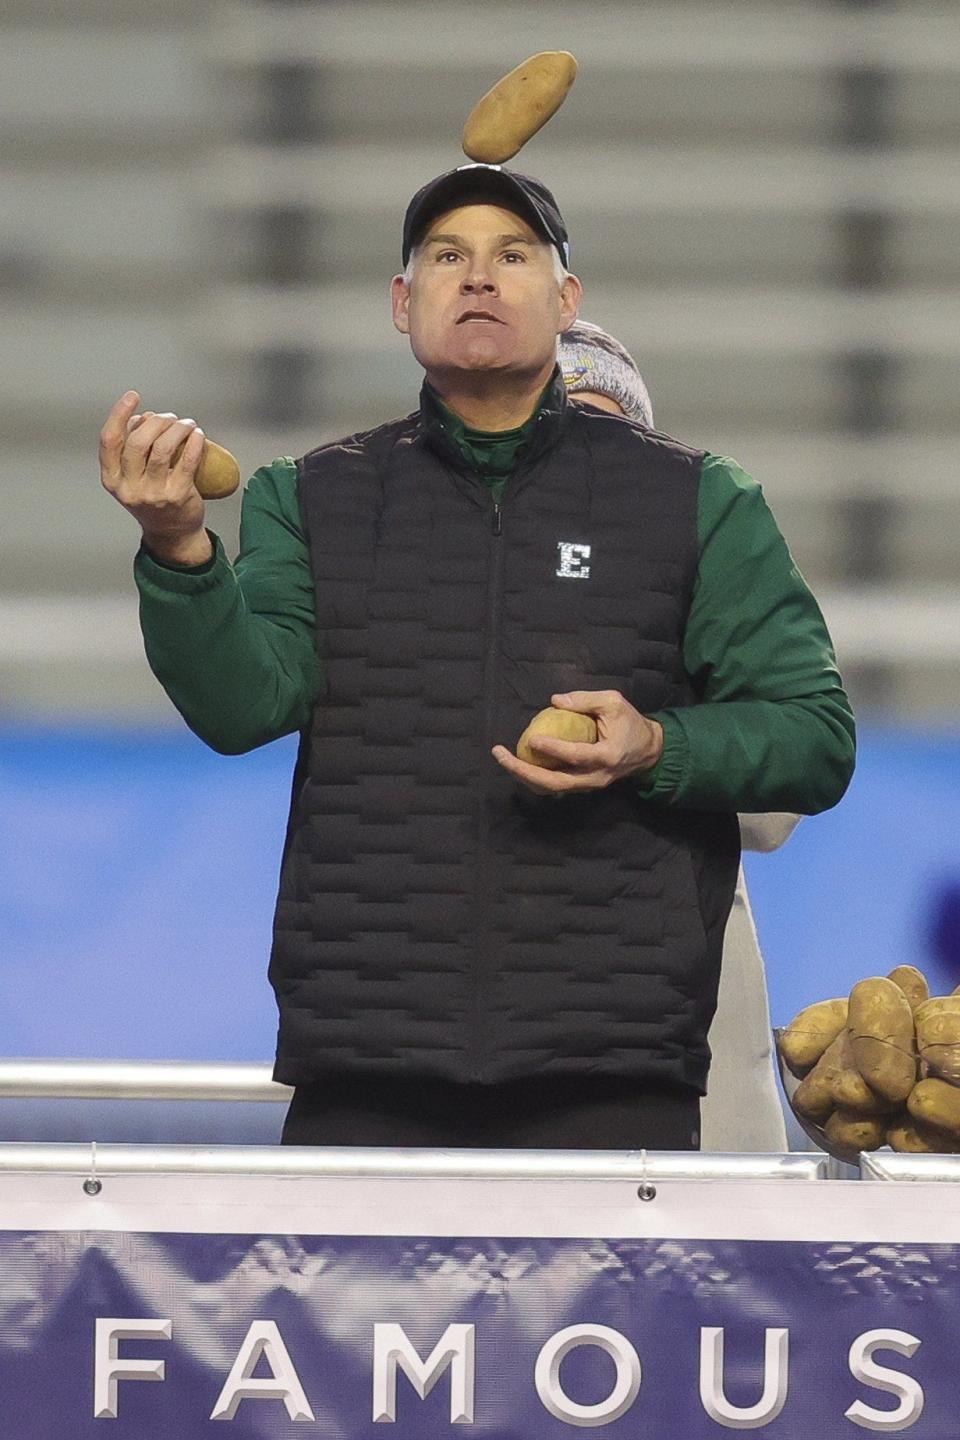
[516,706,598,770]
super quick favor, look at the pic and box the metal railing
[859,1152,960,1182]
[0,1141,827,1180]
[0,1059,290,1104]
[30,1060,960,1181]
[0,1059,835,1178]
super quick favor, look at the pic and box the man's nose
[460,266,498,295]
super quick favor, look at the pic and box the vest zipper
[482,496,504,747]
[473,493,505,1075]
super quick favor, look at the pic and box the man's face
[391,202,581,380]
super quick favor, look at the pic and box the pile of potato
[777,966,960,1161]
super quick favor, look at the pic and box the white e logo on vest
[556,542,591,580]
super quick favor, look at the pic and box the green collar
[424,375,557,481]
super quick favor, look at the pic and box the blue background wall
[2,723,960,1063]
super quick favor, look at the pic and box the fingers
[492,746,561,793]
[123,412,186,467]
[490,691,625,794]
[491,747,555,794]
[100,394,208,532]
[119,413,202,493]
[138,416,200,482]
[180,425,206,473]
[98,390,141,481]
[491,745,611,794]
[124,412,205,474]
[551,689,625,715]
[493,692,656,794]
[101,399,186,487]
[526,732,608,770]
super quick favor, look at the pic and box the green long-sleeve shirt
[134,421,855,814]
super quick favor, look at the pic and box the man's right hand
[99,390,213,565]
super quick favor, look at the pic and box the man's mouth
[456,311,504,324]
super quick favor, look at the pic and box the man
[100,164,855,1151]
[558,318,794,1152]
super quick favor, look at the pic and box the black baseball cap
[402,163,570,268]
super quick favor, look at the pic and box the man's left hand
[492,690,664,795]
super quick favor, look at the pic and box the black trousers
[281,1073,701,1150]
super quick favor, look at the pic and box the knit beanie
[557,320,654,427]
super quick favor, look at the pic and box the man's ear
[391,274,411,335]
[558,272,583,333]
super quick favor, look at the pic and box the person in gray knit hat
[558,320,654,427]
[558,318,794,1153]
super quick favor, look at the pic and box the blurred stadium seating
[2,0,960,716]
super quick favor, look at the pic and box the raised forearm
[141,526,214,568]
[136,531,320,754]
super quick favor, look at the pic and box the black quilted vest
[270,375,740,1091]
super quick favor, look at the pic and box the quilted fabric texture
[269,384,740,1089]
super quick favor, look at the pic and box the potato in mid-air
[462,52,579,164]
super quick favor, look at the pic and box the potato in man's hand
[126,407,240,499]
[517,706,598,770]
